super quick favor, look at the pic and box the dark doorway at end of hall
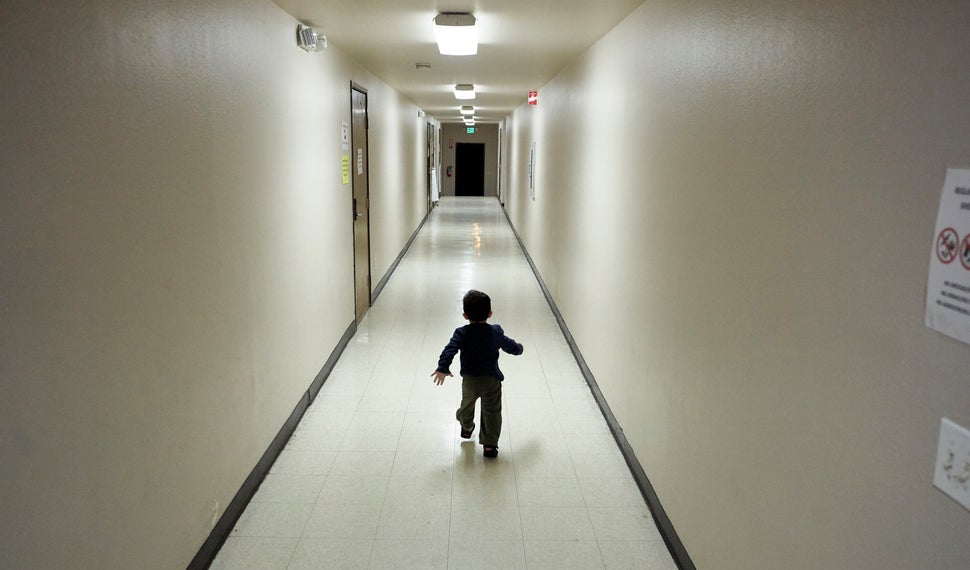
[455,142,485,196]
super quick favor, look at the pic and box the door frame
[497,124,504,204]
[454,142,486,197]
[350,82,371,322]
[426,121,434,211]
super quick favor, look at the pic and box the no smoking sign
[937,227,959,264]
[961,235,970,270]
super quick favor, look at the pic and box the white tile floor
[211,197,676,570]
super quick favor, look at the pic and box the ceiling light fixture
[434,13,478,56]
[460,106,475,115]
[454,84,476,100]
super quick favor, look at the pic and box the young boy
[432,290,523,458]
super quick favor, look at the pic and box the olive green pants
[456,375,503,446]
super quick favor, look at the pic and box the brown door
[351,85,370,322]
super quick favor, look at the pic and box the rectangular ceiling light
[434,13,478,56]
[454,84,476,100]
[460,106,475,115]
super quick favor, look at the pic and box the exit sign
[466,127,475,133]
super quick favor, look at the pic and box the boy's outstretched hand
[431,370,452,385]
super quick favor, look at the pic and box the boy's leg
[455,376,478,433]
[477,376,503,446]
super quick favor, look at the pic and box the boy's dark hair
[463,290,491,322]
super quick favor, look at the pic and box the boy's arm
[496,325,524,356]
[502,336,524,356]
[431,329,462,385]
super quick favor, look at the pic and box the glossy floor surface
[211,197,676,569]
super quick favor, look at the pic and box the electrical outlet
[933,418,970,511]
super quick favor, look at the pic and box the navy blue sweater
[436,323,523,381]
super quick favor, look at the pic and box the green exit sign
[466,127,475,134]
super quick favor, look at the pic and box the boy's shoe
[460,423,475,439]
[483,445,498,458]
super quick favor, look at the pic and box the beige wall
[0,0,426,568]
[367,85,432,279]
[439,123,499,197]
[503,1,970,568]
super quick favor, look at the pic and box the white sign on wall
[529,142,536,201]
[925,168,970,345]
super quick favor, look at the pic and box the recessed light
[454,84,476,100]
[434,13,478,56]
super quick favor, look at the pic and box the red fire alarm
[528,91,538,105]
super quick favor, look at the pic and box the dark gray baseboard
[500,205,696,570]
[308,320,357,402]
[187,320,356,570]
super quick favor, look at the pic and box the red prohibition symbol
[937,227,959,264]
[960,234,970,271]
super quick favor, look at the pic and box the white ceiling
[272,0,645,124]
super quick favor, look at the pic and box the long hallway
[211,198,676,569]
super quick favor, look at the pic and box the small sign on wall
[925,168,970,344]
[529,141,536,201]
